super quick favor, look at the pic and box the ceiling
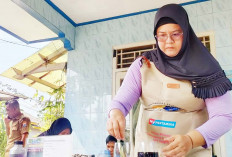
[0,0,203,42]
[48,0,200,25]
[0,0,58,43]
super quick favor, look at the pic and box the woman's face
[156,24,183,57]
[58,128,71,135]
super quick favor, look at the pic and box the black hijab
[143,3,232,99]
[39,117,72,136]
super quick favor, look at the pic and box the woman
[107,4,232,157]
[38,117,72,136]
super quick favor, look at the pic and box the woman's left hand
[162,135,192,157]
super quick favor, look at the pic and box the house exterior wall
[65,0,232,155]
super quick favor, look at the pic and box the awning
[1,40,67,93]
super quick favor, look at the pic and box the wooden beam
[27,74,65,92]
[38,53,47,61]
[12,68,24,80]
[0,97,13,101]
[47,48,67,63]
[12,66,66,92]
[12,71,60,91]
[28,62,66,74]
[21,47,67,76]
[0,90,28,99]
[26,75,60,89]
[29,72,51,86]
[28,75,66,93]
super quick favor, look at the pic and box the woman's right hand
[4,117,10,124]
[107,109,126,140]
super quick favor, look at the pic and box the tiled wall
[65,0,232,155]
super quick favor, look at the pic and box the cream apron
[133,62,212,157]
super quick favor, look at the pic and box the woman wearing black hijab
[38,117,72,136]
[107,3,232,157]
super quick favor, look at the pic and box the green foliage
[0,86,65,155]
[35,87,65,132]
[0,101,7,157]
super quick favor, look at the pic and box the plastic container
[9,141,25,157]
[98,149,111,157]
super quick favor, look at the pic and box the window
[114,44,156,69]
[113,32,215,70]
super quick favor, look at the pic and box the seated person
[38,117,72,136]
[106,135,117,157]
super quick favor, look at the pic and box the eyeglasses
[155,32,183,42]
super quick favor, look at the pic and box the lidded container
[9,141,25,157]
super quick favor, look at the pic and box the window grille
[115,44,156,69]
[199,36,211,52]
[114,35,212,70]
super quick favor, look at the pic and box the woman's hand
[162,134,193,157]
[107,109,126,140]
[4,117,10,124]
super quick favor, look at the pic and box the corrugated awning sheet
[1,40,67,93]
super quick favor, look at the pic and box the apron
[133,62,212,157]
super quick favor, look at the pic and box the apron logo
[149,118,176,128]
[149,119,155,124]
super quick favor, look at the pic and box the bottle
[9,141,25,157]
[114,142,120,157]
[137,141,145,157]
[98,149,111,157]
[138,152,145,157]
[144,152,159,157]
[114,140,127,157]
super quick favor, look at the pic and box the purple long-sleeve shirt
[110,58,232,148]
